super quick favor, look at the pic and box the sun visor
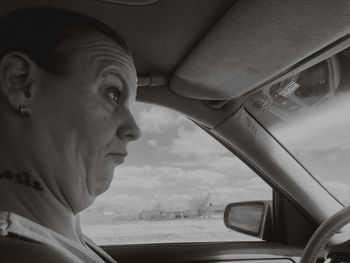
[170,0,350,100]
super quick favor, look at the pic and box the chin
[90,172,114,196]
[71,194,96,214]
[92,184,111,196]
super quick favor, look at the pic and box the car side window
[80,103,272,245]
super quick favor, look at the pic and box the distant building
[139,209,198,220]
[103,211,116,216]
[139,209,161,220]
[199,203,225,219]
[139,203,225,221]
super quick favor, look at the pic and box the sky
[84,92,350,219]
[265,92,350,205]
[85,102,272,217]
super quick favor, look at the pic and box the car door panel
[102,242,301,263]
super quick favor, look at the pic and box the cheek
[73,107,117,154]
[56,88,117,159]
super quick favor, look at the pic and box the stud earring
[18,104,28,115]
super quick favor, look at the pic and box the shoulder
[0,235,78,263]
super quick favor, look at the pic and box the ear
[0,52,38,113]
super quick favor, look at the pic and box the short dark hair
[0,7,131,75]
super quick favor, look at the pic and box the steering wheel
[300,206,350,263]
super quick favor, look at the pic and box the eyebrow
[93,52,136,75]
[96,57,136,78]
[100,68,127,89]
[101,68,124,78]
[100,68,137,104]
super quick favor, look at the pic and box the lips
[107,153,127,165]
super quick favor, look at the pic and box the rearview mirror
[224,201,273,240]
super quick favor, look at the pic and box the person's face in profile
[36,32,141,212]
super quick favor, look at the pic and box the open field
[81,218,258,245]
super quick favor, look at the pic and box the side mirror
[224,201,274,240]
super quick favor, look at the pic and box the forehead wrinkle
[89,51,134,69]
[83,46,131,59]
[77,35,135,68]
[85,47,135,72]
[93,56,137,81]
[80,42,125,50]
[100,66,135,80]
[78,36,126,51]
[78,37,132,62]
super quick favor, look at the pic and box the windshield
[245,51,350,205]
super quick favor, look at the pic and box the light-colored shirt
[0,211,117,263]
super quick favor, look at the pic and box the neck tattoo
[0,171,44,191]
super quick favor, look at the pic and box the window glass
[245,53,350,206]
[81,103,271,245]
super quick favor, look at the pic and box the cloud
[153,194,193,210]
[93,193,158,214]
[94,164,227,212]
[209,156,255,175]
[168,127,229,157]
[185,169,226,185]
[99,164,271,213]
[112,165,161,189]
[211,176,271,203]
[188,180,271,206]
[113,165,227,188]
[147,139,159,147]
[137,106,186,133]
[165,132,255,178]
[210,157,241,169]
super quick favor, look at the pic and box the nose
[117,109,141,141]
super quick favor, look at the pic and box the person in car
[0,7,140,262]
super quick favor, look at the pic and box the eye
[107,89,122,105]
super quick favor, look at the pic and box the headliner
[0,0,235,77]
[1,0,350,100]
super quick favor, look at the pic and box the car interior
[1,0,350,262]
